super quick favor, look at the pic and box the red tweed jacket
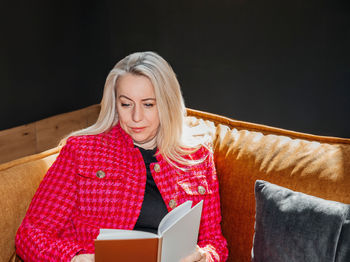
[15,124,228,262]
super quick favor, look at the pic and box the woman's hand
[71,254,94,262]
[180,246,208,262]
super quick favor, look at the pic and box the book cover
[95,200,203,262]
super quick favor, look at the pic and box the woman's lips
[130,127,145,133]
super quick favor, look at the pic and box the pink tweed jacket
[15,124,228,262]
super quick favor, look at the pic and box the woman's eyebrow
[141,98,156,102]
[118,95,133,101]
[118,95,156,102]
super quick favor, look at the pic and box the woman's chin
[131,135,148,144]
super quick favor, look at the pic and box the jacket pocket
[76,166,126,195]
[76,166,122,181]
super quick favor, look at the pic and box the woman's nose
[132,105,143,122]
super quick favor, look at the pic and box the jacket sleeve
[197,150,228,262]
[15,138,85,262]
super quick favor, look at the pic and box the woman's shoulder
[59,132,104,153]
[182,144,213,167]
[194,144,213,157]
[64,133,98,146]
[60,124,130,153]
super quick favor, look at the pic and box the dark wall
[1,0,349,137]
[1,1,110,127]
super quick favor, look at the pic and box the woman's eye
[144,103,154,108]
[121,103,131,107]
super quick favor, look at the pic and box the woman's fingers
[180,247,207,262]
[71,254,95,262]
[196,247,207,262]
[180,251,200,261]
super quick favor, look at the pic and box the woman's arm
[196,149,228,262]
[15,139,86,261]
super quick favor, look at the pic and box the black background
[1,0,349,137]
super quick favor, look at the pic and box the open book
[95,200,203,262]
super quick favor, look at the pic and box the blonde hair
[62,51,206,168]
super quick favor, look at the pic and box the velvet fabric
[187,109,350,262]
[252,180,350,262]
[0,149,59,262]
[0,108,349,262]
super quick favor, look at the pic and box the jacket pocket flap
[177,176,212,195]
[77,166,119,181]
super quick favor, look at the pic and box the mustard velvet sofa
[1,107,349,262]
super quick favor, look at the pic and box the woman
[15,51,228,261]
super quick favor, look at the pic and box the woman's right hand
[71,254,95,262]
[180,246,207,262]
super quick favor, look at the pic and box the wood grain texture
[0,124,36,164]
[0,104,100,164]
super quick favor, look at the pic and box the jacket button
[169,199,177,209]
[154,163,160,172]
[96,170,105,178]
[198,185,206,195]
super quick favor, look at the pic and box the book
[95,200,203,262]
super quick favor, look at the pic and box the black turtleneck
[133,146,168,234]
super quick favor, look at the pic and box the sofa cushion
[252,180,350,262]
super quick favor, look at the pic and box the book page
[160,200,203,262]
[97,229,158,240]
[158,200,192,236]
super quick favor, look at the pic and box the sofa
[1,106,349,262]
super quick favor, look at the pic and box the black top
[133,146,168,234]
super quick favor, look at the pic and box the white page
[158,200,192,236]
[97,229,157,240]
[160,200,203,262]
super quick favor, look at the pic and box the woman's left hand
[180,246,207,262]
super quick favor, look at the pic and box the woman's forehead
[116,73,156,100]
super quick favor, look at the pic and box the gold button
[154,163,160,172]
[198,185,206,195]
[169,199,177,209]
[96,170,105,178]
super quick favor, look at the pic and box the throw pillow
[252,180,350,262]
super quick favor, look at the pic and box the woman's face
[116,73,160,146]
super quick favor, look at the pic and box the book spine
[157,237,163,262]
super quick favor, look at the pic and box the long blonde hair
[63,51,207,168]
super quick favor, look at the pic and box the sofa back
[187,108,350,262]
[0,108,349,262]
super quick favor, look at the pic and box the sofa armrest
[0,149,58,262]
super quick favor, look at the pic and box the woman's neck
[134,136,157,150]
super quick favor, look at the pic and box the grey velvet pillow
[252,180,350,262]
